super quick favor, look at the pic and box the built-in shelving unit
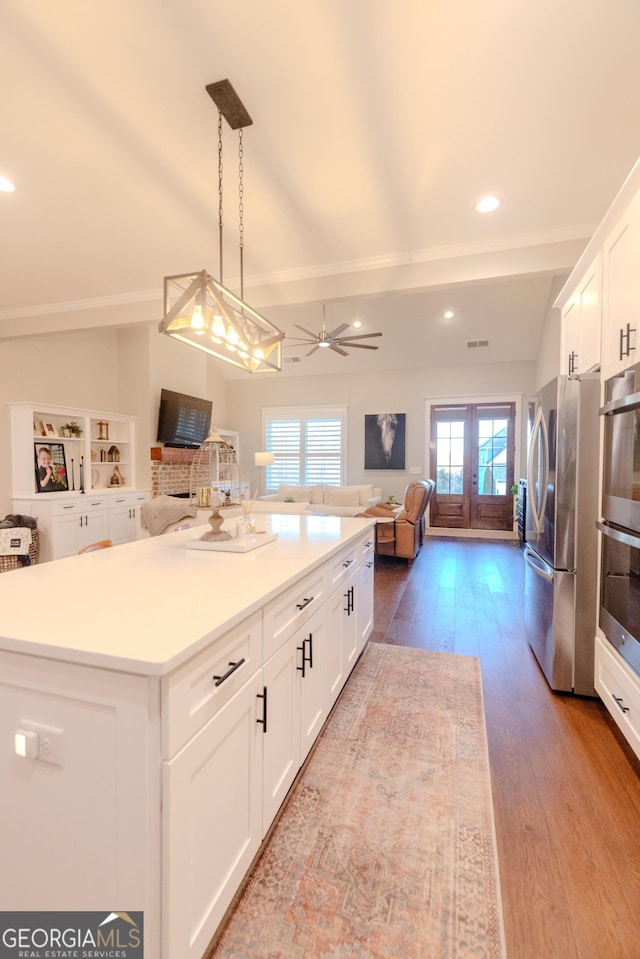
[9,402,148,561]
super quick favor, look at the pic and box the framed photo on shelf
[44,422,58,438]
[34,442,69,493]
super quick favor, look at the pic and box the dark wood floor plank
[373,536,640,959]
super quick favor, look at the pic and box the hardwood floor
[371,537,640,959]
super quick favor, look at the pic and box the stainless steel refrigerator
[524,373,600,695]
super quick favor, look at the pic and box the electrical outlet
[19,719,64,767]
[409,466,422,474]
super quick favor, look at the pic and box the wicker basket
[0,529,39,573]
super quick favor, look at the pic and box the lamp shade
[255,451,275,466]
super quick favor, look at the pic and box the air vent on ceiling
[285,356,301,363]
[467,339,489,349]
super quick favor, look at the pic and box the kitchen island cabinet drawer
[595,633,640,760]
[161,610,261,758]
[327,541,360,589]
[263,567,325,660]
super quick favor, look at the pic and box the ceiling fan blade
[284,336,316,344]
[306,345,321,356]
[329,344,349,356]
[335,332,383,342]
[294,324,321,340]
[327,323,350,339]
[335,342,379,350]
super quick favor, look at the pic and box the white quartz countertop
[0,514,375,676]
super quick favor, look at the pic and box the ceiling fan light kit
[287,306,383,358]
[159,79,284,373]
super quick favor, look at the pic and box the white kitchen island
[0,513,376,958]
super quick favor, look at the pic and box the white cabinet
[357,548,375,654]
[9,401,149,560]
[13,495,109,560]
[162,669,264,959]
[13,491,150,560]
[108,491,149,545]
[261,633,301,833]
[297,604,328,758]
[560,255,601,377]
[1,520,376,959]
[594,633,640,761]
[601,189,640,379]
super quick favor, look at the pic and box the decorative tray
[185,532,278,553]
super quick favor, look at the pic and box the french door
[429,402,515,531]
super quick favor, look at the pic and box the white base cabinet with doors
[0,515,376,959]
[13,491,150,560]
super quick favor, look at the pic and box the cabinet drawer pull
[256,686,268,733]
[620,323,636,360]
[212,657,246,687]
[612,694,630,714]
[342,559,354,568]
[366,561,374,568]
[297,643,306,678]
[295,596,313,611]
[344,585,354,615]
[305,633,313,669]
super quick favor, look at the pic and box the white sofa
[260,483,382,517]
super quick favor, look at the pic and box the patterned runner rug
[207,643,506,959]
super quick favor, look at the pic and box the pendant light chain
[238,127,245,302]
[217,109,224,283]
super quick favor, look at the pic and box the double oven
[599,361,640,676]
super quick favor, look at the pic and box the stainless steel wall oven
[599,360,640,676]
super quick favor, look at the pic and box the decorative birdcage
[189,428,242,541]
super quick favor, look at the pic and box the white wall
[0,325,228,516]
[0,328,121,517]
[226,360,537,500]
[535,275,565,391]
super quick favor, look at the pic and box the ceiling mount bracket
[206,79,253,130]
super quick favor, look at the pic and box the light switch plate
[409,467,422,474]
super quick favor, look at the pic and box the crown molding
[0,224,594,322]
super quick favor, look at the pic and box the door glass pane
[436,420,465,494]
[477,418,508,495]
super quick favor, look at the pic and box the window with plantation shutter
[262,406,347,491]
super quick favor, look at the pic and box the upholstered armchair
[360,480,435,564]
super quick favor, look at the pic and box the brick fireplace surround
[150,446,195,497]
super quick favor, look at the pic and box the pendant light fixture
[159,80,284,373]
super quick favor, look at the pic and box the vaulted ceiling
[1,1,639,377]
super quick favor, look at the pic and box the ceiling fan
[286,308,382,357]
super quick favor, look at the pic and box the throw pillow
[332,484,374,506]
[325,487,361,507]
[277,484,324,504]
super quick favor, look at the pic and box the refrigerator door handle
[524,545,554,582]
[597,520,640,549]
[527,405,548,534]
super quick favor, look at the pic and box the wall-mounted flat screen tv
[156,388,213,448]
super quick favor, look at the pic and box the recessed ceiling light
[443,310,454,319]
[475,195,500,213]
[352,320,362,329]
[0,175,15,192]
